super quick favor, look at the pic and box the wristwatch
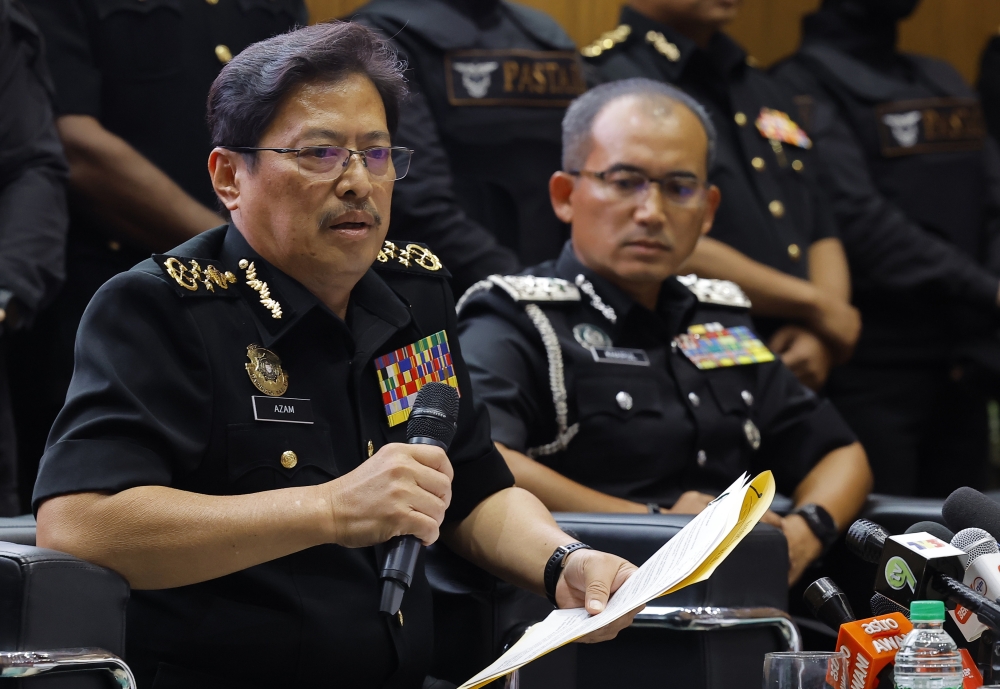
[791,503,839,552]
[543,542,592,605]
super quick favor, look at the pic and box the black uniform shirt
[772,10,1000,363]
[585,7,837,288]
[32,225,514,689]
[352,0,585,294]
[456,243,856,505]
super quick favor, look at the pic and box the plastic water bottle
[893,600,964,689]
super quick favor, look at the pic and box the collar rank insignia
[677,274,751,309]
[376,240,443,273]
[375,330,460,428]
[755,108,812,149]
[581,24,631,58]
[674,322,775,370]
[238,259,282,319]
[245,344,288,396]
[156,255,238,297]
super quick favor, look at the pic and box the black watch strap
[543,542,591,606]
[792,503,838,551]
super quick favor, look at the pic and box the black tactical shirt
[585,7,837,290]
[32,225,514,689]
[772,9,1000,363]
[456,243,856,506]
[352,0,585,294]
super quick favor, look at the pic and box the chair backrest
[426,513,790,689]
[0,517,130,689]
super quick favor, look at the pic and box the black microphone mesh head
[871,593,910,619]
[846,519,889,564]
[943,487,1000,542]
[951,527,999,566]
[406,382,460,447]
[905,521,955,542]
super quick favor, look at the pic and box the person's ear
[700,185,721,237]
[209,148,242,213]
[549,171,576,224]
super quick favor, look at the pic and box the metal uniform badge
[374,330,460,427]
[245,344,288,396]
[743,419,761,450]
[573,323,612,349]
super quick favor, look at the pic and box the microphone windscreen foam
[871,593,910,619]
[943,487,1000,542]
[905,521,955,542]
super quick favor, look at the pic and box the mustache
[318,202,382,230]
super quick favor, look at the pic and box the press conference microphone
[804,578,909,689]
[871,593,910,619]
[379,382,460,616]
[947,528,1000,642]
[906,521,955,542]
[943,487,1000,543]
[847,518,1000,633]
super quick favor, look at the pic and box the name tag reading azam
[252,396,314,424]
[444,49,587,107]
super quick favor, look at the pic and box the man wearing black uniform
[350,0,586,295]
[458,79,872,585]
[582,0,860,392]
[772,0,1000,495]
[32,23,639,689]
[0,0,68,515]
[14,0,307,507]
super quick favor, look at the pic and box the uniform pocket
[226,421,337,492]
[576,376,664,421]
[95,0,183,83]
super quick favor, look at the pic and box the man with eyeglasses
[457,79,872,585]
[29,22,641,689]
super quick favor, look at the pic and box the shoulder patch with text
[444,49,586,107]
[876,98,986,157]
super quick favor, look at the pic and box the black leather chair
[0,517,132,688]
[428,513,797,689]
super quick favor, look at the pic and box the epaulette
[372,240,450,277]
[676,274,752,309]
[456,274,580,313]
[154,254,240,298]
[580,24,631,58]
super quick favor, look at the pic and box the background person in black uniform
[0,0,68,516]
[457,79,872,585]
[583,0,860,392]
[772,0,1000,496]
[31,22,640,689]
[12,0,307,512]
[350,0,586,295]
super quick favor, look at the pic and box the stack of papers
[458,470,776,689]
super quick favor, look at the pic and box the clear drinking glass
[762,651,850,689]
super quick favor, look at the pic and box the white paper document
[457,470,776,689]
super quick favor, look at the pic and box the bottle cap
[910,600,945,621]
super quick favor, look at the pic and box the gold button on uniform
[788,244,802,261]
[791,159,804,172]
[768,200,785,218]
[734,111,747,126]
[280,450,297,469]
[215,44,233,64]
[206,0,218,5]
[751,157,765,171]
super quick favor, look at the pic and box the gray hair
[561,78,717,171]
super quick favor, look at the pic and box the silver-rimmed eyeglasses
[569,167,708,208]
[222,145,414,181]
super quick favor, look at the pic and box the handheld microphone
[949,528,1000,642]
[804,578,910,689]
[906,521,955,542]
[943,488,1000,543]
[379,382,460,616]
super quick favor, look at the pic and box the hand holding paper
[458,471,776,689]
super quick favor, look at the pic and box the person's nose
[633,181,668,228]
[335,151,374,199]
